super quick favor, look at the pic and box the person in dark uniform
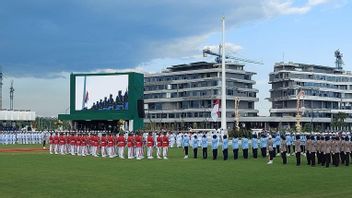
[317,135,322,165]
[280,135,287,164]
[343,136,350,166]
[310,136,317,167]
[306,135,312,165]
[332,136,341,167]
[267,135,274,165]
[294,135,301,166]
[324,136,332,168]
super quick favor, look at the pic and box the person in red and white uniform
[135,132,143,160]
[107,133,116,158]
[69,133,76,155]
[49,133,54,154]
[53,132,59,154]
[59,133,66,155]
[74,133,79,155]
[100,134,108,157]
[147,132,154,159]
[65,133,70,154]
[76,134,82,156]
[89,133,97,157]
[82,134,90,156]
[162,132,169,159]
[156,132,162,159]
[127,133,135,159]
[117,133,126,159]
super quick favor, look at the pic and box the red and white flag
[211,99,220,121]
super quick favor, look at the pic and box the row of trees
[32,117,71,131]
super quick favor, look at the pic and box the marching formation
[0,131,46,145]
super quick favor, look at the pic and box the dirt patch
[0,148,48,153]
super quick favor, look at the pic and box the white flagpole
[221,17,227,134]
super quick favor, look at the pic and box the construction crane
[295,90,305,133]
[203,47,264,65]
[10,80,14,110]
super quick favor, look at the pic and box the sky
[0,0,351,117]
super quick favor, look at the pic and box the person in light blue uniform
[212,134,219,160]
[260,134,268,158]
[286,133,292,155]
[274,133,281,156]
[232,135,239,160]
[300,134,306,154]
[192,135,199,159]
[251,134,258,158]
[182,134,190,159]
[201,134,208,159]
[241,135,249,159]
[222,135,228,160]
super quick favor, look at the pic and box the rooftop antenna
[10,80,14,110]
[335,49,344,69]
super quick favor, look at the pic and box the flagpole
[221,16,227,134]
[82,76,87,109]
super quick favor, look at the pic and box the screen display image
[75,75,129,111]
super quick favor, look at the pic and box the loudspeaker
[137,99,145,118]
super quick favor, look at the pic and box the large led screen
[75,75,129,111]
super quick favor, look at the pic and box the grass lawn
[0,144,351,198]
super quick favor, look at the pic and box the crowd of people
[88,90,128,111]
[0,131,46,145]
[2,129,351,168]
[178,131,352,167]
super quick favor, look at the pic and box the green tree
[332,112,347,131]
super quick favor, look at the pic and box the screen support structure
[82,76,87,109]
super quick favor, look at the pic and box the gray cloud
[0,0,335,77]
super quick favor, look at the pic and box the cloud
[0,0,340,77]
[264,0,334,15]
[203,43,243,54]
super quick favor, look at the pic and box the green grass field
[1,145,352,198]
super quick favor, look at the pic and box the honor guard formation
[48,131,170,159]
[0,131,47,147]
[45,130,352,167]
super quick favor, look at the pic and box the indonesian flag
[84,91,89,103]
[211,99,220,121]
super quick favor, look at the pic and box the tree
[332,112,347,131]
[302,123,312,132]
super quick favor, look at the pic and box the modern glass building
[144,61,259,130]
[269,62,352,130]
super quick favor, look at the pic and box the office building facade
[144,61,259,130]
[269,62,352,130]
